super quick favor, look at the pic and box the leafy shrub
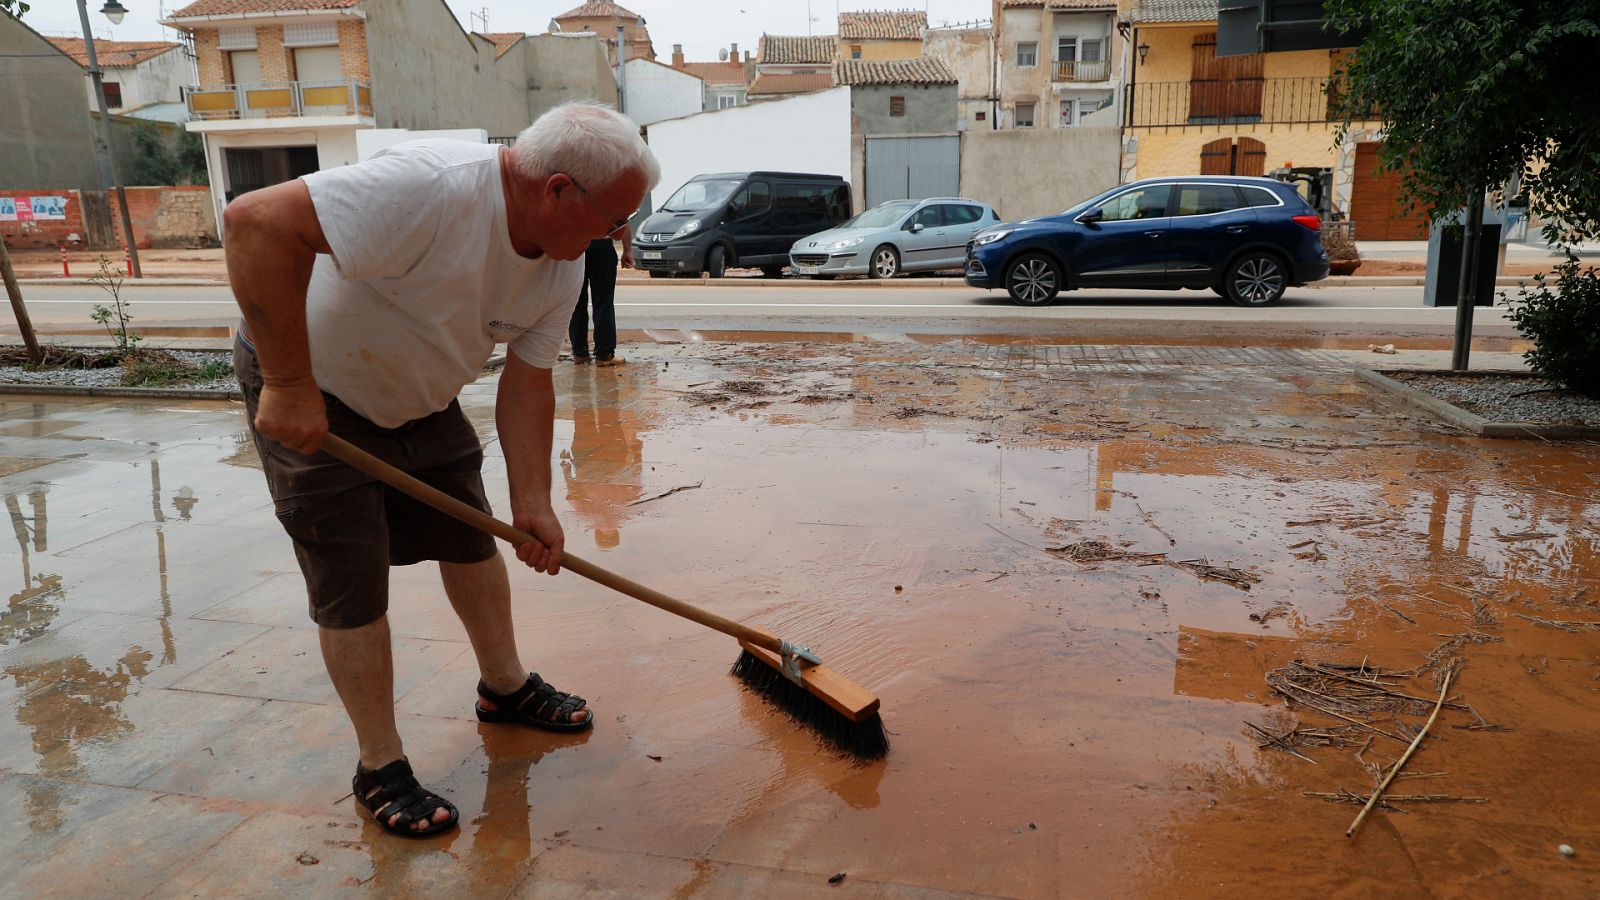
[1503,253,1600,397]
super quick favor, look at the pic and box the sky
[19,1,994,62]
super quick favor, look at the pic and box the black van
[633,172,851,278]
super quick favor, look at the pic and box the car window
[944,205,983,225]
[774,182,836,229]
[910,206,944,228]
[1097,185,1171,222]
[1174,184,1244,216]
[730,181,770,219]
[1240,186,1281,208]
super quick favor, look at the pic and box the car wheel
[706,245,727,279]
[1224,253,1287,306]
[870,245,900,279]
[1005,253,1061,306]
[761,265,784,279]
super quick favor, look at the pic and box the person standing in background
[569,225,632,366]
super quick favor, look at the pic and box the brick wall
[194,28,225,85]
[257,26,291,82]
[0,190,88,250]
[338,21,370,81]
[2,187,216,250]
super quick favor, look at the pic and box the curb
[0,383,240,401]
[1354,368,1600,440]
[17,277,228,286]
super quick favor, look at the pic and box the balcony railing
[1124,77,1339,129]
[1053,59,1110,83]
[186,78,373,121]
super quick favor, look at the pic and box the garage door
[1350,142,1429,240]
[865,135,959,209]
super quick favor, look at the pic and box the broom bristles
[730,649,889,761]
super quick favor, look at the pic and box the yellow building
[1121,0,1423,238]
[837,9,927,61]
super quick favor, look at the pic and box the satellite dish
[718,48,729,61]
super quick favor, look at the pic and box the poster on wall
[0,198,16,221]
[29,196,68,220]
[13,198,35,222]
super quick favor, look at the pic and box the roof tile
[45,37,182,68]
[757,34,835,65]
[747,71,834,96]
[169,0,360,16]
[833,57,956,86]
[837,9,927,40]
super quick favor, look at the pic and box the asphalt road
[6,280,1520,350]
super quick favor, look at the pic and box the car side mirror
[1078,208,1104,224]
[910,223,925,233]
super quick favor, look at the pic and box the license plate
[642,251,662,260]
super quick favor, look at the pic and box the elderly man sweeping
[224,102,658,838]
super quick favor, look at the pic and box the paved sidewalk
[2,336,1596,896]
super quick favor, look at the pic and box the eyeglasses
[566,174,632,235]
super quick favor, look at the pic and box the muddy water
[0,341,1596,896]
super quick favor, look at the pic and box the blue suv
[964,176,1330,306]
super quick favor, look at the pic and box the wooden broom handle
[319,433,783,654]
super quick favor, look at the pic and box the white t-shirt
[299,139,582,428]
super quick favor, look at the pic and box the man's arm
[496,352,564,574]
[618,224,634,269]
[224,180,333,455]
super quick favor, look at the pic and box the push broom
[320,434,889,761]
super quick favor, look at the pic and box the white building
[644,87,852,210]
[45,37,188,117]
[621,57,704,127]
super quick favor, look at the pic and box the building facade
[622,57,704,126]
[995,0,1122,130]
[45,38,188,116]
[671,43,752,111]
[837,10,927,61]
[552,0,655,63]
[836,59,961,210]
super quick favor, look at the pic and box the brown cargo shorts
[235,336,498,628]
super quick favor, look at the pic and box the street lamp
[76,0,143,277]
[1137,42,1150,66]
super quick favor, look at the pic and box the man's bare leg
[320,617,451,831]
[440,553,590,724]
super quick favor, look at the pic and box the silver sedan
[789,198,999,279]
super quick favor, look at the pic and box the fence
[1125,77,1335,129]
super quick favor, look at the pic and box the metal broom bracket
[778,640,822,686]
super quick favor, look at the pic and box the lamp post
[76,0,142,278]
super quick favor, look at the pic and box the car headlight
[973,229,1013,246]
[828,237,864,251]
[671,220,701,240]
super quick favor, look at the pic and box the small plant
[1503,252,1600,397]
[119,352,232,388]
[88,255,141,357]
[1323,222,1360,262]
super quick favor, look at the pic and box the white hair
[511,101,660,191]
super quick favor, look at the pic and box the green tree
[1326,0,1600,242]
[128,122,209,186]
[0,1,29,17]
[1326,0,1600,370]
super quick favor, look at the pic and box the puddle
[0,343,1596,894]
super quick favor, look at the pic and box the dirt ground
[1,337,1597,896]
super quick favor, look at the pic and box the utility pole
[76,0,143,278]
[1450,188,1485,371]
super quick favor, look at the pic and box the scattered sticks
[1514,613,1600,632]
[1347,661,1460,837]
[626,481,703,507]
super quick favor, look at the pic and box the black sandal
[352,758,459,839]
[476,672,593,733]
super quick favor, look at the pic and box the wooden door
[1200,138,1233,174]
[1190,33,1263,121]
[1199,137,1266,176]
[1350,142,1430,240]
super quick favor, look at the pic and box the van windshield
[661,178,743,212]
[840,202,915,229]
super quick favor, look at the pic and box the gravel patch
[0,349,234,391]
[1386,371,1600,426]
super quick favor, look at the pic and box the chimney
[672,43,684,67]
[743,50,751,64]
[730,42,739,60]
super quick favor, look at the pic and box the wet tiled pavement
[2,336,1597,897]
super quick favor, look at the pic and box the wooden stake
[0,239,43,364]
[1347,663,1457,837]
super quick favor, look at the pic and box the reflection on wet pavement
[1,338,1597,896]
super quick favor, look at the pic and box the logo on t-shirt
[489,320,534,340]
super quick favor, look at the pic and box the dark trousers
[569,238,618,359]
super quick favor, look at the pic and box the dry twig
[1347,661,1460,837]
